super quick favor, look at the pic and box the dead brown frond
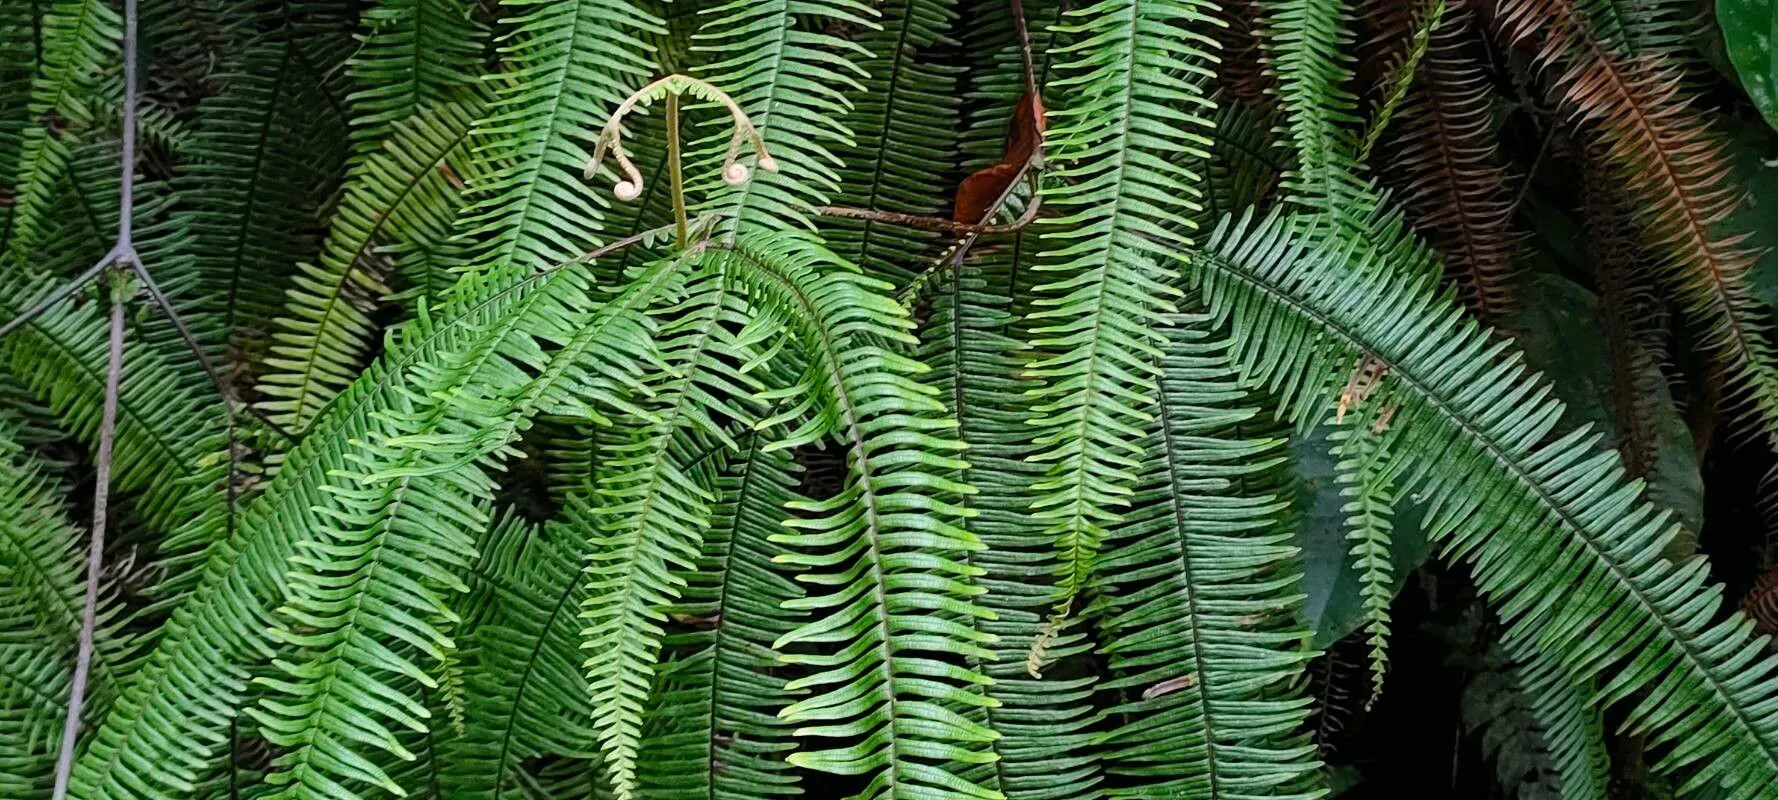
[1212,0,1274,106]
[1584,150,1671,481]
[1489,0,1778,443]
[1744,566,1778,634]
[1383,0,1522,320]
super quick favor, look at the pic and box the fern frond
[1383,0,1520,319]
[688,0,870,235]
[1089,314,1321,800]
[1022,0,1216,617]
[820,0,961,284]
[249,250,694,799]
[920,245,1105,797]
[1329,413,1402,704]
[1496,636,1612,799]
[258,99,484,431]
[348,0,486,154]
[451,0,660,281]
[1493,0,1778,446]
[0,427,134,798]
[715,234,1000,800]
[1192,101,1286,224]
[182,9,351,363]
[571,266,767,800]
[3,0,119,262]
[638,438,806,800]
[443,513,605,800]
[1356,0,1441,162]
[0,266,227,534]
[1190,209,1778,797]
[0,0,41,245]
[69,246,693,799]
[1258,0,1367,211]
[1585,161,1673,489]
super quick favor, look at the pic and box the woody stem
[666,92,688,250]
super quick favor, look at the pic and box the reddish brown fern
[1489,0,1778,443]
[1384,0,1522,320]
[1743,567,1778,634]
[1213,0,1274,106]
[1585,149,1671,482]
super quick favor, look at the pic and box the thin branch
[895,159,1041,305]
[125,254,296,444]
[814,192,1042,235]
[50,1,136,794]
[50,279,125,800]
[0,247,121,340]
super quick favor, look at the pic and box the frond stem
[666,92,688,249]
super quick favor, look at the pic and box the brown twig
[50,1,136,795]
[0,248,120,339]
[49,257,127,800]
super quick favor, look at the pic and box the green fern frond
[920,254,1104,797]
[182,11,351,363]
[0,427,135,798]
[1329,413,1401,704]
[3,0,119,262]
[1090,314,1320,800]
[0,266,227,535]
[571,266,767,800]
[0,0,41,246]
[348,0,486,155]
[688,0,870,234]
[820,0,961,284]
[638,437,806,800]
[248,249,695,799]
[451,0,660,281]
[713,233,1000,800]
[1191,100,1286,224]
[1496,636,1612,799]
[572,429,719,800]
[1189,208,1778,797]
[1022,0,1217,617]
[258,98,484,431]
[69,243,693,798]
[1257,0,1366,211]
[445,513,601,799]
[1356,0,1441,163]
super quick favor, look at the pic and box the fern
[451,0,659,280]
[570,264,765,800]
[0,425,134,799]
[636,438,805,800]
[1089,314,1322,799]
[68,242,687,797]
[820,0,962,284]
[0,266,227,535]
[1494,0,1778,449]
[258,99,484,431]
[1329,414,1401,703]
[1191,208,1778,796]
[4,0,120,262]
[181,3,352,365]
[1381,0,1520,319]
[718,233,1001,799]
[443,513,601,799]
[347,0,486,155]
[1021,0,1218,618]
[923,254,1105,798]
[688,0,870,234]
[248,249,694,798]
